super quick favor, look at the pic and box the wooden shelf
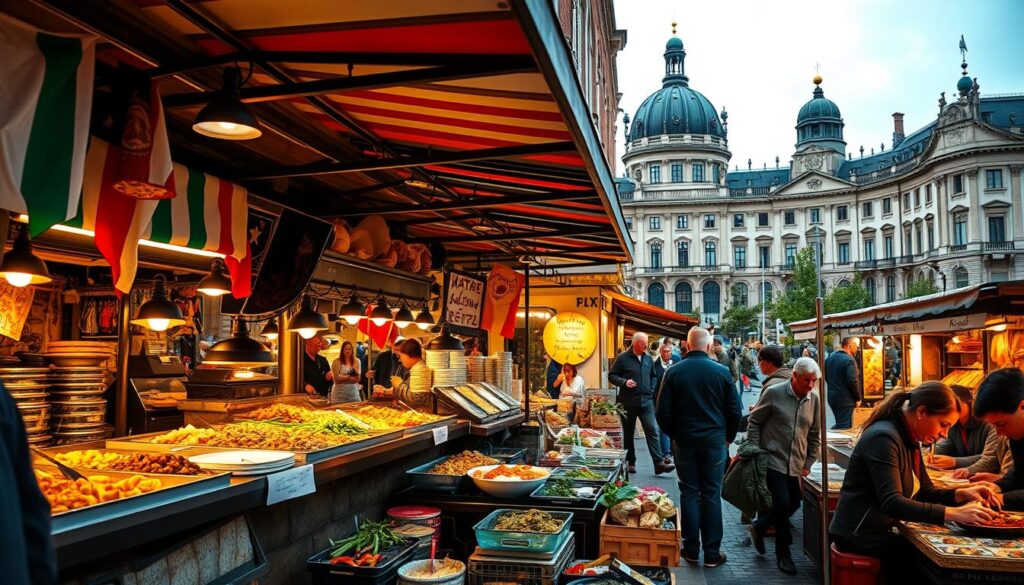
[946,350,982,354]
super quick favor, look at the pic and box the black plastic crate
[307,541,416,585]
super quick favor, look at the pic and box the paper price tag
[266,464,316,505]
[571,445,588,458]
[432,426,449,445]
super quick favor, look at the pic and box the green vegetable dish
[329,519,406,560]
[561,467,604,480]
[538,478,578,498]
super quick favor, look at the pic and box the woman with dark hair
[554,362,586,406]
[973,367,1024,510]
[330,341,362,404]
[829,381,1002,582]
[930,385,989,469]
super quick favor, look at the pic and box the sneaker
[749,525,765,555]
[777,556,797,575]
[704,553,727,568]
[682,552,700,564]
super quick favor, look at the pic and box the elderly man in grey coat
[746,357,822,575]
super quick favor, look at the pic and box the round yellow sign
[542,312,597,365]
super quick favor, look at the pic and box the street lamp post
[812,222,830,583]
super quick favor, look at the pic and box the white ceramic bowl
[467,464,550,499]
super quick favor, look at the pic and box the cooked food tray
[473,508,573,553]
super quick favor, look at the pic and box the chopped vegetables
[328,519,406,561]
[560,467,605,480]
[494,509,562,533]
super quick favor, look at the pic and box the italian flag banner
[145,165,252,298]
[0,14,96,237]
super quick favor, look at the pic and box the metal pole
[115,293,132,436]
[812,223,831,583]
[761,263,766,341]
[279,312,298,394]
[523,265,531,422]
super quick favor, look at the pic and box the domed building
[619,30,1024,335]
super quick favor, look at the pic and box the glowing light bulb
[147,318,171,332]
[343,315,363,325]
[197,287,229,296]
[264,332,278,341]
[5,272,32,287]
[416,322,431,331]
[217,122,237,131]
[298,328,319,339]
[370,317,389,327]
[394,320,412,329]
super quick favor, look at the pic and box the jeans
[621,404,663,465]
[660,430,672,461]
[829,396,854,429]
[753,469,801,559]
[674,444,728,558]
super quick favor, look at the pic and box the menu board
[0,281,34,340]
[542,312,597,365]
[443,269,485,336]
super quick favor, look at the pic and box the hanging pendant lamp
[287,294,327,339]
[131,275,186,332]
[260,319,279,340]
[414,302,435,331]
[338,286,366,325]
[369,292,392,327]
[392,298,415,329]
[192,67,262,140]
[204,318,275,366]
[425,322,464,351]
[197,258,233,296]
[0,228,52,287]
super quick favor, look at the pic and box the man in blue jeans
[609,332,674,475]
[656,327,742,567]
[653,341,680,465]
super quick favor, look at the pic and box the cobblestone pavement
[628,380,824,585]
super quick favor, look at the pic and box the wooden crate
[590,413,622,429]
[598,509,680,567]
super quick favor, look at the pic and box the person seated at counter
[973,368,1024,510]
[554,362,586,406]
[373,338,430,406]
[950,426,1013,483]
[303,336,333,397]
[929,385,990,470]
[829,381,1002,583]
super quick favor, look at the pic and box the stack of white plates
[433,368,466,386]
[187,450,296,476]
[424,350,450,370]
[409,366,433,393]
[448,351,466,371]
[485,357,497,381]
[493,352,514,394]
[467,356,487,382]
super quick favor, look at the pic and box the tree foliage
[825,274,873,314]
[770,246,820,326]
[902,277,940,300]
[721,303,761,340]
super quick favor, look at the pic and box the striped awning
[31,0,632,266]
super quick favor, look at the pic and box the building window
[927,222,934,250]
[733,213,745,228]
[955,267,969,288]
[993,270,1009,283]
[986,169,1004,189]
[677,241,689,267]
[759,245,770,268]
[954,214,967,246]
[649,216,661,230]
[784,211,796,226]
[884,235,894,259]
[649,164,661,184]
[676,214,689,229]
[647,282,665,308]
[864,239,875,261]
[865,277,876,304]
[692,162,705,182]
[863,201,874,217]
[734,245,746,269]
[886,276,896,303]
[812,241,824,266]
[838,242,850,264]
[760,281,773,304]
[704,241,717,266]
[675,283,692,313]
[915,227,923,254]
[712,164,720,184]
[671,163,683,183]
[883,197,892,215]
[810,208,821,224]
[925,185,932,205]
[903,193,910,209]
[650,243,662,269]
[703,281,721,314]
[914,189,920,207]
[733,283,749,307]
[785,243,797,267]
[704,214,716,229]
[757,212,769,227]
[837,205,848,221]
[905,231,913,256]
[989,216,1006,242]
[953,173,964,194]
[625,218,633,231]
[785,281,797,294]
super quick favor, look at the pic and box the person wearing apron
[330,341,362,404]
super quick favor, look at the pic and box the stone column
[1011,165,1022,242]
[934,174,946,245]
[966,168,980,243]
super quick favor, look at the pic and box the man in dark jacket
[974,368,1024,510]
[302,336,333,397]
[545,354,562,398]
[656,327,742,568]
[609,332,673,474]
[1,383,57,584]
[824,336,860,429]
[654,341,681,465]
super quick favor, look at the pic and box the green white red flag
[0,14,96,237]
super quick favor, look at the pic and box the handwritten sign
[0,281,35,340]
[443,269,485,336]
[266,464,316,505]
[432,426,448,445]
[543,312,597,365]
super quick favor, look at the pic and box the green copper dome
[666,36,683,50]
[957,75,972,94]
[795,79,845,152]
[797,86,842,124]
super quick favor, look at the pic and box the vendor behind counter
[303,337,332,397]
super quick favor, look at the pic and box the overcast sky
[611,0,1024,175]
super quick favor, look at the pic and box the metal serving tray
[433,386,496,423]
[107,427,404,464]
[405,455,469,493]
[550,466,615,485]
[40,444,227,476]
[472,382,521,411]
[35,464,232,534]
[334,403,457,437]
[529,481,604,506]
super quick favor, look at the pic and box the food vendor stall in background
[0,0,641,583]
